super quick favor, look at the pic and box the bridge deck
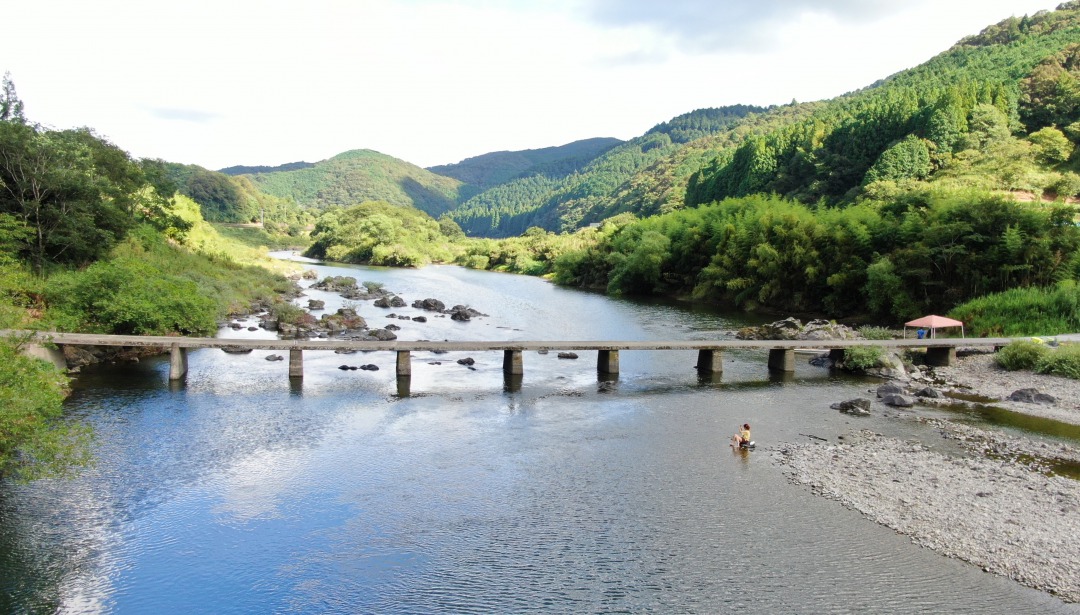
[16,331,1015,352]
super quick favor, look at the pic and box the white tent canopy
[904,315,964,339]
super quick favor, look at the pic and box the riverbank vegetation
[303,201,464,266]
[996,339,1080,379]
[0,77,296,479]
[0,338,90,481]
[548,189,1080,320]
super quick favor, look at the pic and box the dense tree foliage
[304,201,462,267]
[549,190,1080,322]
[0,121,148,273]
[164,162,308,226]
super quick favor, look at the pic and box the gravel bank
[777,429,1080,602]
[775,349,1080,603]
[932,349,1080,426]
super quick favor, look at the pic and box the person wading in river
[731,423,751,447]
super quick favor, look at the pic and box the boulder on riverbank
[413,298,446,311]
[830,398,872,416]
[737,317,862,341]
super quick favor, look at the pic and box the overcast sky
[0,0,1063,170]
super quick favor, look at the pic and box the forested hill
[445,105,768,237]
[242,149,466,218]
[164,162,307,226]
[428,137,623,194]
[683,2,1080,207]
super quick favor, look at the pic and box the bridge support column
[597,349,619,375]
[396,376,411,398]
[289,348,303,379]
[396,350,412,377]
[169,344,188,381]
[829,348,845,363]
[503,350,523,375]
[925,346,956,367]
[768,348,795,373]
[23,343,67,372]
[696,349,723,374]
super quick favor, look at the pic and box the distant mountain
[428,137,623,193]
[243,149,465,217]
[446,105,769,237]
[218,161,315,175]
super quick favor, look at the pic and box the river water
[2,255,1076,614]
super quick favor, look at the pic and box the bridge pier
[696,349,723,374]
[396,350,412,377]
[597,349,619,375]
[829,348,845,363]
[504,372,523,393]
[289,348,303,378]
[169,344,188,381]
[396,375,411,397]
[503,350,523,375]
[925,346,956,367]
[768,348,795,372]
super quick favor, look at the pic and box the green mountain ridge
[446,105,769,237]
[243,149,465,218]
[428,137,623,192]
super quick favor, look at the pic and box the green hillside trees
[305,201,461,266]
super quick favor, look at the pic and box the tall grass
[1036,344,1080,379]
[950,281,1080,337]
[995,340,1050,370]
[996,340,1080,379]
[844,346,884,370]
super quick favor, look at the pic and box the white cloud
[0,0,1063,170]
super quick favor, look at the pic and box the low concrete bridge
[12,330,1016,382]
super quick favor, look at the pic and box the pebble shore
[775,349,1080,603]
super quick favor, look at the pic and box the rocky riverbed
[776,347,1080,603]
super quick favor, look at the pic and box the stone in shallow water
[831,398,872,416]
[881,394,914,408]
[1007,388,1058,404]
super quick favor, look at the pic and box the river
[1,254,1076,614]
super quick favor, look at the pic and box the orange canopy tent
[904,315,964,339]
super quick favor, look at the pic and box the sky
[0,0,1065,170]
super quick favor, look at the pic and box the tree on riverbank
[0,77,300,480]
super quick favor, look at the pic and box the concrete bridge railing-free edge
[7,330,1021,385]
